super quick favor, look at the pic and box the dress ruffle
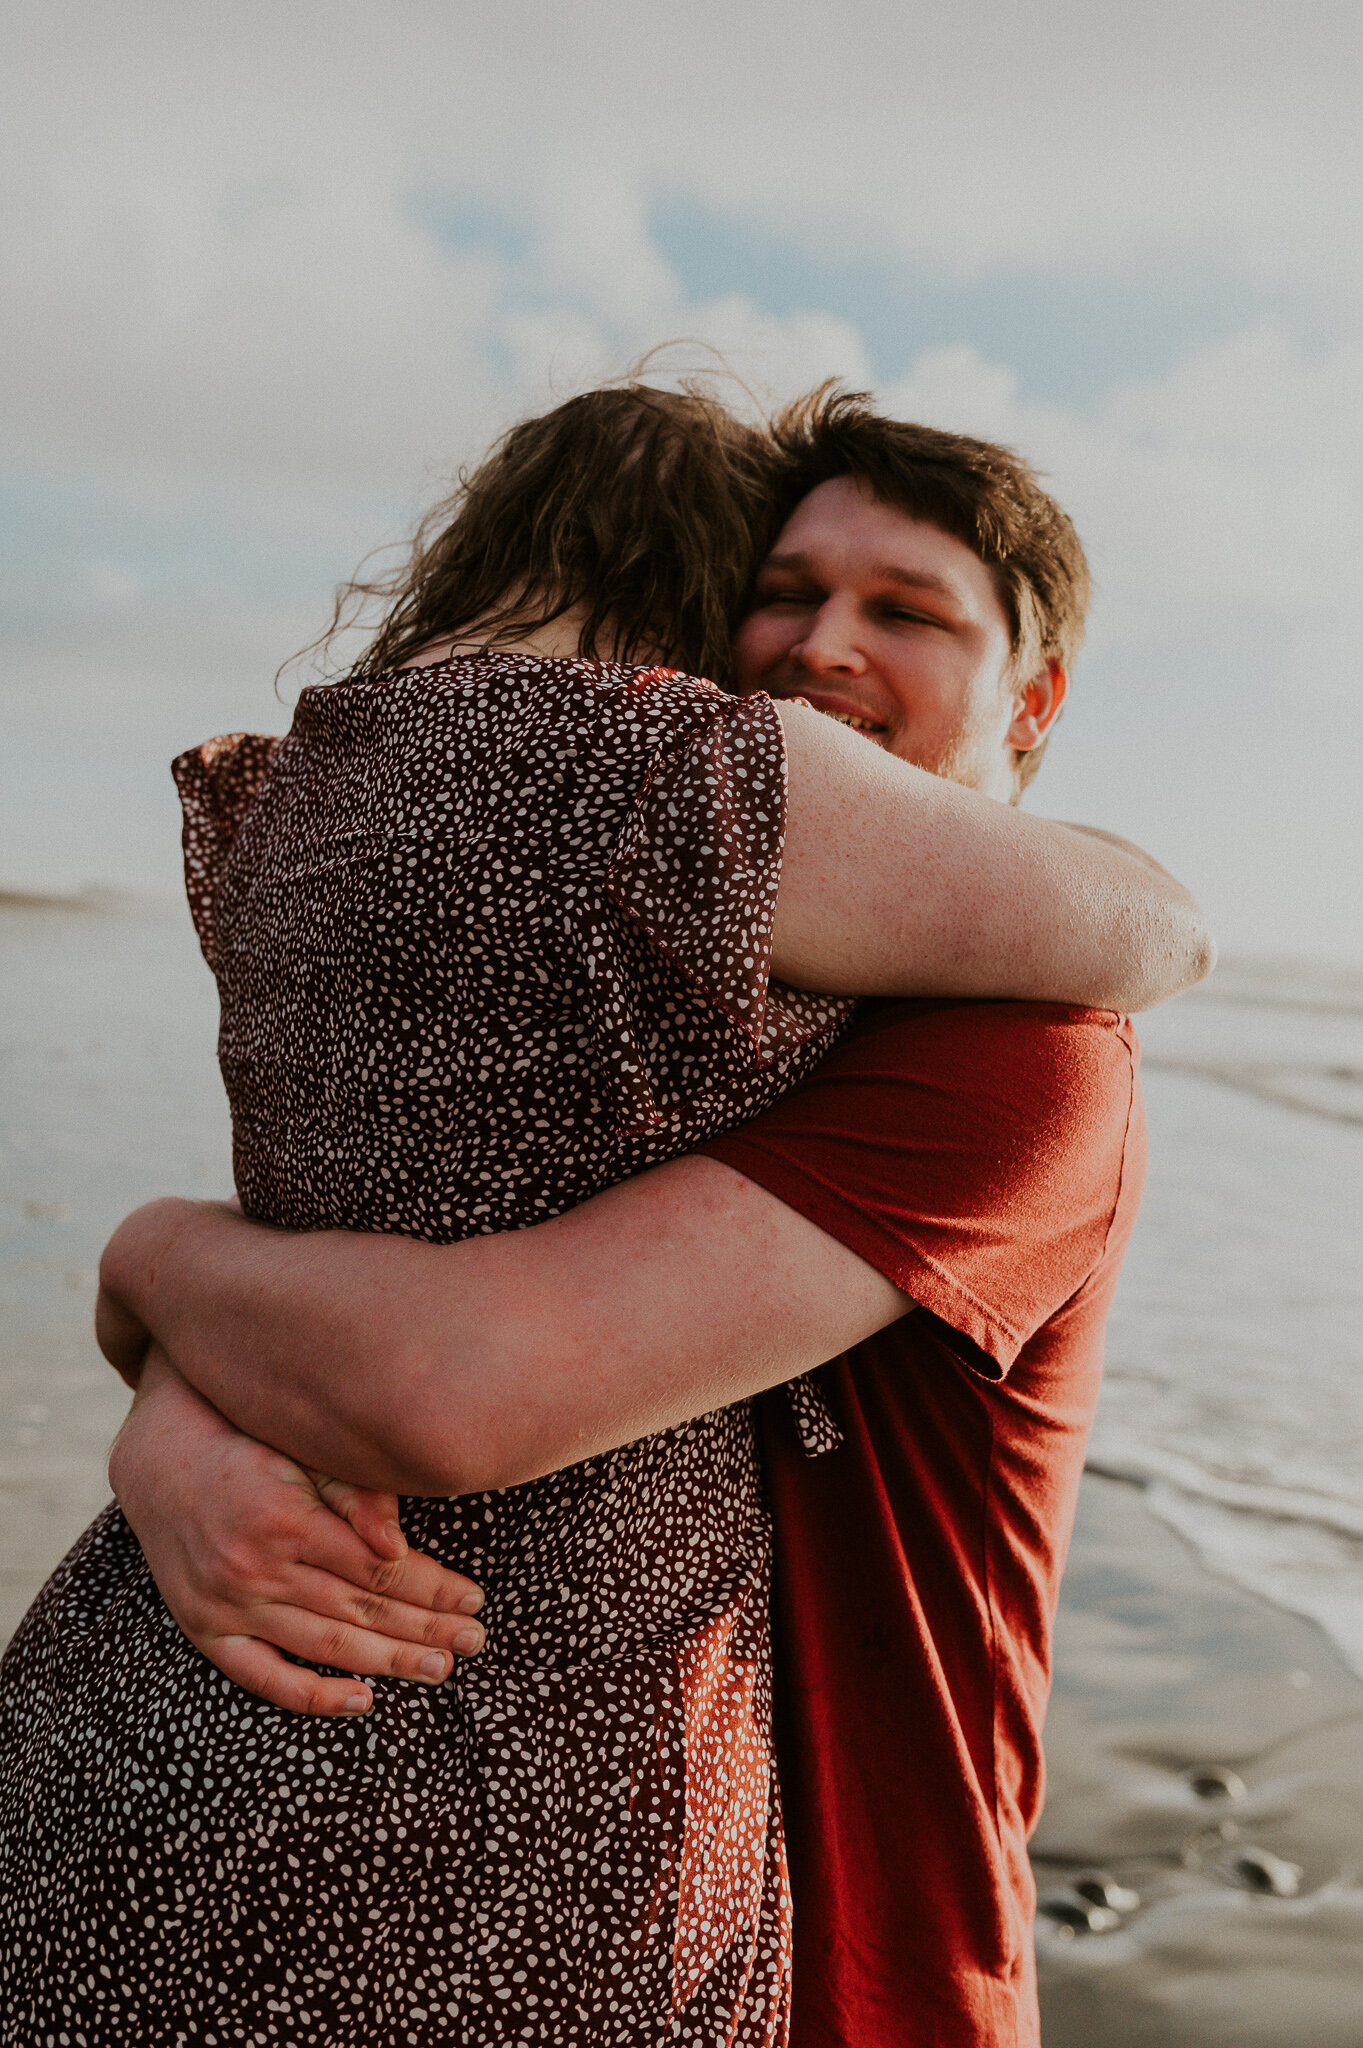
[171,732,284,971]
[592,677,851,1140]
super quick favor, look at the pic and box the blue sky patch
[650,194,1337,404]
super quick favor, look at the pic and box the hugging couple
[0,380,1210,2047]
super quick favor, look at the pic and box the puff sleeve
[578,675,853,1139]
[171,733,284,971]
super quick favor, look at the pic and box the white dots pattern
[0,655,853,2044]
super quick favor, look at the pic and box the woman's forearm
[98,1199,481,1492]
[772,702,1214,1010]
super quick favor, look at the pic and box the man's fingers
[312,1476,406,1561]
[288,1564,487,1658]
[197,1633,375,1719]
[381,1544,486,1617]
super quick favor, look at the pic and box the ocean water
[1095,958,1363,1676]
[2,898,1362,1673]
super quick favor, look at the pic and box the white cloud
[2,0,1361,953]
[4,0,1362,496]
[885,326,1363,629]
[880,347,1024,441]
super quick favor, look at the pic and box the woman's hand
[109,1350,486,1716]
[95,1282,153,1388]
[96,1195,202,1388]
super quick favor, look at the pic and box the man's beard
[903,720,1002,795]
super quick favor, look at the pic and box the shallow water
[0,897,229,1636]
[1099,962,1363,1677]
[1036,1474,1363,2047]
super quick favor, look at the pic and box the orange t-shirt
[702,998,1145,2048]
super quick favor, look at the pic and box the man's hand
[109,1350,486,1716]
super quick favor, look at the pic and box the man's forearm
[97,1197,674,1495]
[101,1188,753,1494]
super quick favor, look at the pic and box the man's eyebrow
[875,564,961,600]
[755,552,819,577]
[759,552,962,600]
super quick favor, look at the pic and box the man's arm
[102,1163,905,1716]
[771,702,1213,1009]
[99,1160,912,1496]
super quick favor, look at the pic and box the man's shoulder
[704,997,1141,1371]
[789,996,1143,1252]
[715,994,1139,1216]
[818,996,1138,1108]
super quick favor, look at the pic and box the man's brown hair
[767,387,1092,791]
[327,383,784,688]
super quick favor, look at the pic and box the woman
[0,380,1203,2047]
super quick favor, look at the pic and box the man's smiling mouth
[817,707,883,735]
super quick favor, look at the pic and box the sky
[3,0,1361,961]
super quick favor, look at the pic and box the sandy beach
[3,894,1362,2037]
[1036,1473,1363,2045]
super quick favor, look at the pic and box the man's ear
[1007,661,1068,752]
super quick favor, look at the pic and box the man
[100,397,1199,2045]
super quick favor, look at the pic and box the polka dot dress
[0,655,853,2045]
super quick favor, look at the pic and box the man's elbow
[375,1405,586,1498]
[362,1352,515,1496]
[1123,897,1217,1013]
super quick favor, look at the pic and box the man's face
[733,475,1064,800]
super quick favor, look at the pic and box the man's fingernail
[343,1692,370,1714]
[419,1653,449,1680]
[458,1590,484,1615]
[384,1520,406,1548]
[454,1626,483,1656]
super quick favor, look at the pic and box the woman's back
[180,653,849,1241]
[0,650,847,2047]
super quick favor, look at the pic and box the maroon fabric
[1,655,858,2046]
[702,998,1145,2048]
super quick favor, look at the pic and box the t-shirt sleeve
[700,999,1140,1378]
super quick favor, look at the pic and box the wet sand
[1036,1473,1363,2044]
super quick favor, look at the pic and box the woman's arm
[107,1349,488,1715]
[770,702,1213,1009]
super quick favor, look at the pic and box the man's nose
[792,600,866,676]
